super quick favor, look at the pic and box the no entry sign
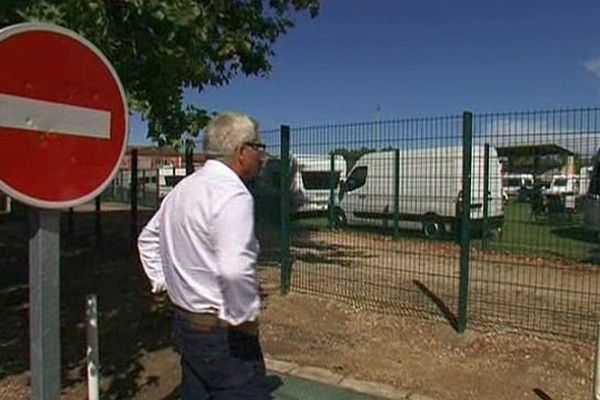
[0,23,128,209]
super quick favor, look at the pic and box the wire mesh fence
[255,108,600,341]
[279,117,467,326]
[469,108,600,338]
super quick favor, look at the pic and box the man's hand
[151,281,167,294]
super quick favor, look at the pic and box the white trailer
[336,146,504,237]
[158,166,186,200]
[109,165,185,202]
[580,166,593,197]
[502,173,534,198]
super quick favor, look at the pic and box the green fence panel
[278,117,466,328]
[249,107,600,341]
[470,107,600,339]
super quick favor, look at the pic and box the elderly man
[138,112,274,399]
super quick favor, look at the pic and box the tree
[0,1,319,147]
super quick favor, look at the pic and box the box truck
[335,146,504,238]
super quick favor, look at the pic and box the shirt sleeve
[214,192,261,325]
[138,210,167,294]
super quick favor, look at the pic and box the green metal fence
[469,108,600,338]
[75,107,600,341]
[259,107,600,340]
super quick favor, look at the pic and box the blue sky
[128,0,600,146]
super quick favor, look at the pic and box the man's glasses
[243,142,267,152]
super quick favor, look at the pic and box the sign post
[29,209,61,399]
[0,23,128,399]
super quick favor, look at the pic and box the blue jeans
[172,311,279,399]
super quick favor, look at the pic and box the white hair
[203,112,259,160]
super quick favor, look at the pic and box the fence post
[280,126,291,295]
[393,149,400,240]
[67,207,74,235]
[328,153,335,229]
[457,111,473,334]
[141,169,146,205]
[94,196,101,239]
[131,149,138,248]
[482,143,490,250]
[185,141,194,176]
[86,294,100,400]
[118,170,123,201]
[155,168,160,207]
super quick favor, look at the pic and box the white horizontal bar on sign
[0,93,111,139]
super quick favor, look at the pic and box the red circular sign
[0,23,128,209]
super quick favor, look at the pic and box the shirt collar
[205,159,245,185]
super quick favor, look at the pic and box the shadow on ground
[0,209,174,398]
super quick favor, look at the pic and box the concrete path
[267,358,434,400]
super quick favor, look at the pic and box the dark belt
[174,305,259,335]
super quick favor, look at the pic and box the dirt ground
[0,209,598,399]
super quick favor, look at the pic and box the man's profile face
[240,138,266,181]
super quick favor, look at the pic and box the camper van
[291,154,347,216]
[584,149,600,235]
[336,146,504,238]
[253,154,347,217]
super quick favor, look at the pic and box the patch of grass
[482,202,598,263]
[286,202,600,263]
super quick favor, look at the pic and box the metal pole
[328,153,335,229]
[156,168,160,207]
[457,111,473,334]
[186,141,194,176]
[87,294,100,400]
[95,196,101,239]
[482,143,490,250]
[131,149,138,248]
[29,209,61,400]
[280,125,291,295]
[393,149,400,240]
[68,207,74,235]
[594,321,600,400]
[141,169,146,205]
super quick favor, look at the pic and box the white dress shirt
[138,160,261,325]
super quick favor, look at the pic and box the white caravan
[290,154,347,216]
[158,166,186,200]
[336,146,504,237]
[502,173,534,198]
[111,166,186,201]
[544,174,580,196]
[584,148,600,235]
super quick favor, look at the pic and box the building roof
[126,146,181,157]
[496,143,574,158]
